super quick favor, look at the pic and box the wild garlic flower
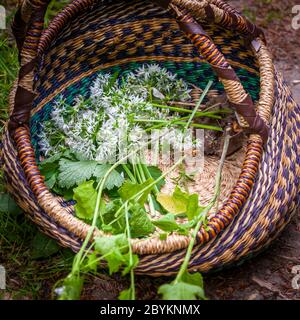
[38,64,192,163]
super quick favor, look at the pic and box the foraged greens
[37,64,229,300]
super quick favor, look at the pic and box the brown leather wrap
[230,95,269,143]
[177,21,208,36]
[204,4,215,22]
[212,66,239,81]
[9,87,36,132]
[153,0,172,9]
[11,8,28,56]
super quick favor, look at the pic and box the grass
[0,1,73,300]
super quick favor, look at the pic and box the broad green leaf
[186,194,200,220]
[0,193,22,215]
[147,166,165,190]
[94,165,125,190]
[31,232,60,259]
[157,192,187,214]
[58,274,83,300]
[118,288,133,300]
[73,181,97,221]
[94,235,128,275]
[158,281,206,300]
[118,178,154,205]
[157,186,201,220]
[152,213,186,233]
[121,254,139,276]
[181,271,204,288]
[129,204,155,238]
[102,199,126,234]
[84,252,98,272]
[58,159,98,189]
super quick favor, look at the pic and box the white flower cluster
[38,64,192,162]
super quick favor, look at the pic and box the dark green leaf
[129,204,155,238]
[147,166,166,190]
[0,193,22,215]
[31,232,60,259]
[94,165,125,190]
[58,159,98,189]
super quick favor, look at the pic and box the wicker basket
[2,0,300,276]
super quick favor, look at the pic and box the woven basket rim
[8,0,275,255]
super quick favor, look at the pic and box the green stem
[174,130,230,284]
[151,103,221,119]
[185,80,213,130]
[124,202,136,300]
[122,164,136,183]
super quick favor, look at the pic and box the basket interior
[29,0,261,232]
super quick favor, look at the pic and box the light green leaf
[118,178,154,205]
[157,186,201,220]
[152,213,187,234]
[84,252,98,272]
[181,271,204,288]
[157,193,186,214]
[58,159,98,189]
[118,288,133,300]
[158,281,206,300]
[186,194,200,220]
[121,254,139,276]
[58,274,83,300]
[73,181,97,221]
[94,235,128,275]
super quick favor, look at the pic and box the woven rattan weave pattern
[1,0,299,275]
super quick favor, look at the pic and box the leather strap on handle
[9,0,49,133]
[164,2,269,142]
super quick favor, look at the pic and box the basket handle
[9,0,269,143]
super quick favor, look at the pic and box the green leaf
[0,193,22,215]
[58,159,98,189]
[31,232,60,259]
[73,181,97,221]
[45,173,58,189]
[181,271,204,288]
[94,235,128,275]
[158,281,206,300]
[94,165,125,190]
[186,194,200,220]
[129,204,155,238]
[118,178,154,205]
[147,166,165,190]
[157,192,187,214]
[157,186,201,220]
[58,274,83,300]
[102,199,126,234]
[118,288,133,300]
[152,213,187,234]
[84,252,98,273]
[121,254,139,276]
